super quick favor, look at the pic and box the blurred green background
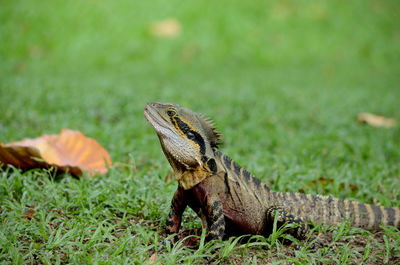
[1,1,400,263]
[1,0,400,188]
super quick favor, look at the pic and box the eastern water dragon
[144,102,400,244]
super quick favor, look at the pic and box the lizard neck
[176,167,210,190]
[177,150,225,190]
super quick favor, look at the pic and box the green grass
[1,0,400,263]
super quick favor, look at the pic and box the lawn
[1,0,400,264]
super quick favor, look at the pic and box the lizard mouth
[144,103,173,134]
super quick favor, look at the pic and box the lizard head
[144,102,222,189]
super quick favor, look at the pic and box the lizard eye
[186,131,196,140]
[166,110,176,117]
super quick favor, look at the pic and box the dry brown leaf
[24,205,36,221]
[149,18,181,38]
[148,253,158,265]
[357,112,397,128]
[0,129,112,177]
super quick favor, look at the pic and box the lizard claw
[308,240,328,250]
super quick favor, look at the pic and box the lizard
[144,102,400,244]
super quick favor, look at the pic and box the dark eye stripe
[173,117,206,157]
[173,117,191,134]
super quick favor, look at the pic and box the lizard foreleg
[166,188,188,235]
[204,196,225,241]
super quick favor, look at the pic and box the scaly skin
[144,102,400,243]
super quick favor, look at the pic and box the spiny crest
[197,113,223,149]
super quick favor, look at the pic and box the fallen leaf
[148,253,158,265]
[357,112,397,128]
[149,18,181,38]
[0,129,112,177]
[24,205,36,221]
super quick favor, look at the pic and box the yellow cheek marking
[189,141,200,151]
[171,117,186,136]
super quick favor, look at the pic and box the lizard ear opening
[197,114,223,149]
[206,158,218,173]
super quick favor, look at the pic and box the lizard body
[144,102,400,242]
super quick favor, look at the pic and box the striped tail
[274,192,400,230]
[214,151,400,230]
